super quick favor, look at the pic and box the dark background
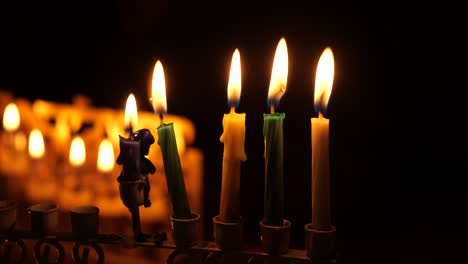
[1,1,467,263]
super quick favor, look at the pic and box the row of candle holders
[0,200,336,263]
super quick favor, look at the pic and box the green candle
[263,37,288,226]
[151,59,191,220]
[263,112,285,226]
[157,122,191,219]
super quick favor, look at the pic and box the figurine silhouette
[116,128,156,208]
[132,128,156,207]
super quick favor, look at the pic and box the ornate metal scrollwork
[0,238,27,264]
[72,242,104,264]
[33,239,65,264]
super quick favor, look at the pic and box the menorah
[0,199,336,264]
[0,91,336,263]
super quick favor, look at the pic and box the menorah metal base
[0,230,336,264]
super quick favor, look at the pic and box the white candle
[219,49,247,223]
[311,47,334,230]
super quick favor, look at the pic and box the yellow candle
[311,47,334,230]
[219,49,247,223]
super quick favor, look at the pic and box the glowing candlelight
[69,135,86,191]
[124,94,138,135]
[3,103,20,132]
[69,136,86,167]
[29,129,45,159]
[97,138,115,173]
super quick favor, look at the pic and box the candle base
[171,213,200,249]
[259,219,291,255]
[304,224,336,260]
[213,215,243,250]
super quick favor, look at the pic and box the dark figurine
[132,128,156,207]
[116,128,156,240]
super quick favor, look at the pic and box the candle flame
[124,93,138,133]
[314,47,334,115]
[268,37,288,108]
[151,60,167,115]
[69,136,86,167]
[29,129,45,159]
[97,138,114,173]
[3,103,20,131]
[227,49,242,107]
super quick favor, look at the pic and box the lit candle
[116,94,155,207]
[311,47,334,230]
[116,94,140,182]
[69,135,86,191]
[263,37,288,226]
[28,128,47,181]
[2,103,24,153]
[28,128,54,201]
[219,49,247,223]
[97,138,115,196]
[97,138,115,174]
[3,103,20,133]
[151,60,191,219]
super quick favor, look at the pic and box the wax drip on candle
[219,48,247,223]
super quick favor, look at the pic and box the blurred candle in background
[263,37,288,226]
[311,47,334,230]
[151,60,191,219]
[28,128,54,201]
[69,135,86,191]
[219,49,247,223]
[97,138,116,197]
[2,102,28,177]
[28,128,47,180]
[2,103,21,151]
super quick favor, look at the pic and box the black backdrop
[1,1,467,263]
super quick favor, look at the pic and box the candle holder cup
[0,200,17,233]
[259,219,291,255]
[304,223,336,260]
[28,203,58,235]
[213,215,243,250]
[70,205,100,239]
[171,213,200,248]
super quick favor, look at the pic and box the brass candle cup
[213,215,243,250]
[304,224,336,260]
[70,205,100,239]
[259,219,291,255]
[0,200,17,233]
[28,203,58,235]
[170,213,200,248]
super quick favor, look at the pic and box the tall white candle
[311,47,334,230]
